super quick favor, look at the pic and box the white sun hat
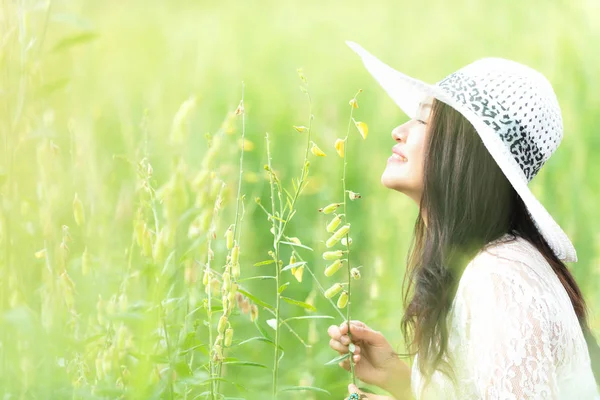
[346,41,577,262]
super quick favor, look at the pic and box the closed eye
[416,119,427,125]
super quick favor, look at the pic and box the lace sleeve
[462,254,560,399]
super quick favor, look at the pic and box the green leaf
[279,386,331,395]
[280,241,313,252]
[52,32,98,52]
[254,319,273,341]
[221,360,269,369]
[253,259,275,267]
[281,315,334,324]
[281,297,316,312]
[237,275,276,282]
[278,282,290,294]
[235,336,282,351]
[238,289,274,311]
[281,261,306,272]
[324,352,350,366]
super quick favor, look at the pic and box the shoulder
[457,234,560,311]
[463,234,550,288]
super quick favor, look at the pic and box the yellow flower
[353,119,369,140]
[310,142,326,157]
[238,138,254,151]
[293,265,304,282]
[293,125,308,133]
[335,138,345,158]
[349,98,358,109]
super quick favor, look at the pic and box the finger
[327,324,342,341]
[348,324,384,345]
[338,360,350,371]
[329,338,348,354]
[348,383,367,399]
[340,320,367,335]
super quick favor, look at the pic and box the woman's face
[381,96,434,205]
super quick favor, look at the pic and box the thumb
[347,384,387,400]
[347,384,364,399]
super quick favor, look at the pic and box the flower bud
[231,262,240,279]
[231,244,239,265]
[325,236,340,248]
[73,193,85,226]
[337,291,349,309]
[350,268,361,280]
[250,304,259,322]
[319,203,342,214]
[222,272,231,292]
[224,328,234,347]
[288,237,301,245]
[222,295,229,314]
[217,315,228,334]
[324,283,343,299]
[228,291,236,307]
[349,98,358,108]
[332,224,351,241]
[347,191,362,200]
[212,344,223,361]
[225,226,234,250]
[341,237,353,246]
[326,215,343,233]
[323,250,343,260]
[203,269,210,286]
[324,259,344,277]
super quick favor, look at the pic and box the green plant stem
[265,132,281,399]
[215,84,247,396]
[343,92,361,385]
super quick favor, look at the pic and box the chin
[380,171,405,192]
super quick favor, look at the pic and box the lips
[392,146,407,161]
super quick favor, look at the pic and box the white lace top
[410,234,599,399]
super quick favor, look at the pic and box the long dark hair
[399,98,600,390]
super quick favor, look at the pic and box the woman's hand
[328,320,412,398]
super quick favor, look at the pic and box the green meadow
[1,0,599,398]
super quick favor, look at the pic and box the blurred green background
[1,0,599,398]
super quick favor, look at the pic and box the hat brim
[346,41,577,262]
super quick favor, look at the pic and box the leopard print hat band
[346,41,577,263]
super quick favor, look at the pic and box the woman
[327,42,600,399]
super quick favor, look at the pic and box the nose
[391,123,408,142]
